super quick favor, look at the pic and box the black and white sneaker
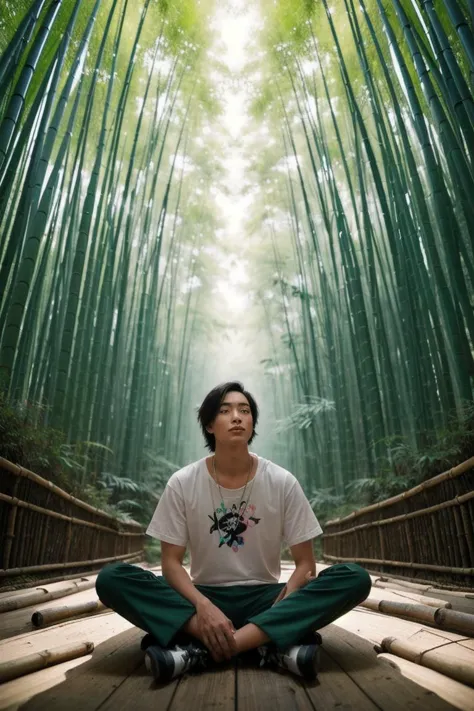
[145,642,210,683]
[257,642,321,681]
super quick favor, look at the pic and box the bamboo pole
[322,490,474,536]
[0,641,94,684]
[0,457,142,529]
[0,492,145,536]
[64,519,73,562]
[361,598,474,635]
[376,578,434,592]
[325,457,474,527]
[373,580,456,603]
[377,653,474,709]
[371,570,474,594]
[3,477,19,569]
[0,552,153,593]
[434,608,474,636]
[0,550,143,577]
[380,636,474,688]
[371,588,452,608]
[0,578,96,613]
[361,598,438,624]
[460,502,474,561]
[39,490,52,565]
[31,599,108,627]
[323,553,474,577]
[0,558,152,592]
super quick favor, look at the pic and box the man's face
[206,391,253,448]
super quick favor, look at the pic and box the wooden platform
[1,563,473,711]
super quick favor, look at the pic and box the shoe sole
[296,643,321,681]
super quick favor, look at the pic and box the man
[96,381,371,684]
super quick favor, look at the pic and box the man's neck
[213,446,252,478]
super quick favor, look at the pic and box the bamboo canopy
[1,0,474,706]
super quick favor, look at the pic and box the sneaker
[257,642,321,681]
[145,642,210,683]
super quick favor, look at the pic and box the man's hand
[272,570,316,606]
[194,599,237,662]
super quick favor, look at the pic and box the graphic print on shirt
[208,501,260,552]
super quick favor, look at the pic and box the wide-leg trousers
[96,562,371,651]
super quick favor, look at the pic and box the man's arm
[161,541,237,661]
[286,539,316,593]
[274,540,316,604]
[161,541,210,608]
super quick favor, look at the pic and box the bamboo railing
[322,457,474,589]
[0,457,146,589]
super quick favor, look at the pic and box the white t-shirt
[146,455,323,586]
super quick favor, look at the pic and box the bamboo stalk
[362,598,474,634]
[323,490,474,536]
[31,598,107,627]
[39,510,51,565]
[380,636,474,687]
[361,598,437,624]
[323,553,474,576]
[434,608,474,636]
[0,640,94,683]
[371,587,452,608]
[0,578,96,613]
[371,571,474,594]
[0,559,153,592]
[325,457,474,527]
[0,458,143,529]
[460,502,474,561]
[377,653,474,709]
[378,526,385,561]
[14,506,25,570]
[64,519,73,562]
[0,492,145,536]
[376,578,434,592]
[3,476,20,569]
[0,550,144,577]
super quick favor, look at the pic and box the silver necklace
[211,455,255,538]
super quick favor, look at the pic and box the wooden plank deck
[1,563,473,711]
[1,625,458,711]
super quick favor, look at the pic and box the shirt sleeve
[146,480,189,546]
[283,476,323,547]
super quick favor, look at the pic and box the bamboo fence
[322,457,474,589]
[0,458,146,589]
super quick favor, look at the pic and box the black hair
[197,381,259,452]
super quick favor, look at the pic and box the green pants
[96,562,371,651]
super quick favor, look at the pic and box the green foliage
[0,395,135,520]
[276,396,335,432]
[144,538,162,564]
[0,393,70,490]
[95,451,180,525]
[307,402,474,527]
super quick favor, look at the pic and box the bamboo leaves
[254,0,474,491]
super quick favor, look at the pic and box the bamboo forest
[1,0,473,538]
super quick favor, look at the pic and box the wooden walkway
[1,564,473,711]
